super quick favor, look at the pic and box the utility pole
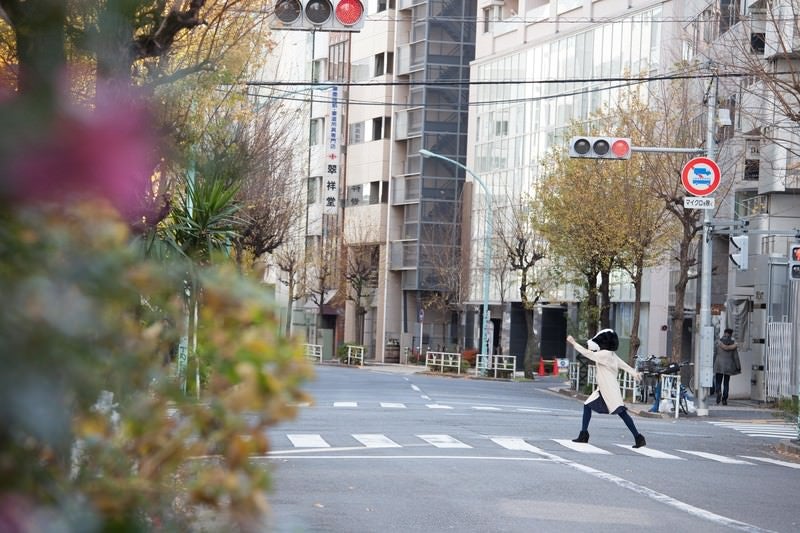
[695,71,718,417]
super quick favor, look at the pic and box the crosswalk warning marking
[678,450,754,465]
[352,434,401,448]
[426,404,453,409]
[417,434,472,448]
[287,434,330,448]
[707,421,796,438]
[380,402,406,408]
[740,456,800,469]
[616,444,685,460]
[553,439,612,454]
[333,402,358,408]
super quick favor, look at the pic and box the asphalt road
[258,365,799,533]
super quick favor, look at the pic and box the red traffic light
[335,0,364,26]
[568,136,632,160]
[611,138,631,158]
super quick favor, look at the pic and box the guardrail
[569,362,581,391]
[347,345,364,366]
[659,374,681,418]
[304,343,322,363]
[425,351,461,374]
[475,354,517,378]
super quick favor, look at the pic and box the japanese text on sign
[324,85,341,214]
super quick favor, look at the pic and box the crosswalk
[269,433,800,469]
[707,420,797,439]
[295,401,567,414]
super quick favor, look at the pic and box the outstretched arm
[566,335,599,364]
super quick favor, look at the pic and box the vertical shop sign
[324,85,341,214]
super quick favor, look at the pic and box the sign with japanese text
[324,85,341,214]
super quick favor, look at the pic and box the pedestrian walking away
[567,329,646,448]
[714,328,741,405]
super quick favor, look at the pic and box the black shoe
[633,434,646,448]
[722,400,727,406]
[572,431,590,443]
[716,397,721,405]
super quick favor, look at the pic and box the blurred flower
[5,82,159,224]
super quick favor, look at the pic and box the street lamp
[418,149,492,361]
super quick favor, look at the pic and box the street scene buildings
[267,0,800,403]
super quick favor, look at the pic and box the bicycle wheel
[679,388,689,415]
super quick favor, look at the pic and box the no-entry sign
[681,157,721,197]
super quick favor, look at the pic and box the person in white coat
[567,329,646,448]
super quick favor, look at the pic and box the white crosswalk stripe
[472,406,502,411]
[740,456,800,469]
[271,434,800,469]
[426,404,453,409]
[333,401,358,408]
[616,444,685,460]
[553,439,612,454]
[380,402,406,408]
[707,421,796,439]
[287,434,330,448]
[417,434,471,448]
[677,450,754,464]
[352,434,401,448]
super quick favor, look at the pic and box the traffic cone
[551,359,559,376]
[538,358,545,376]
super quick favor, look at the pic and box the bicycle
[635,356,694,415]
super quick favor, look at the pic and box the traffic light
[730,235,749,271]
[271,0,365,32]
[790,244,800,280]
[569,136,632,159]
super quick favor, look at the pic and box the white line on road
[553,439,612,454]
[333,402,358,408]
[472,406,502,411]
[417,434,471,448]
[678,450,754,464]
[352,434,401,448]
[410,385,421,392]
[425,404,453,409]
[380,402,406,408]
[739,456,800,469]
[489,438,775,533]
[286,434,330,448]
[616,444,685,460]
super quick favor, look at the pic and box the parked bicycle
[635,355,694,415]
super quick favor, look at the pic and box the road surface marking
[472,406,502,411]
[410,385,421,392]
[333,401,358,408]
[352,434,401,448]
[488,438,775,533]
[707,421,796,438]
[678,450,754,464]
[287,434,330,448]
[740,456,800,469]
[380,402,406,408]
[417,434,471,448]
[616,444,685,460]
[426,404,453,409]
[553,439,612,454]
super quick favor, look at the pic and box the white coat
[573,342,638,414]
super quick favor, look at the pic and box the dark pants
[715,373,731,403]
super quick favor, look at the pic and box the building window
[310,118,322,146]
[744,159,759,180]
[371,117,391,141]
[750,33,765,54]
[307,176,320,204]
[373,52,393,76]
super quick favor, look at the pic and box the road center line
[491,438,775,533]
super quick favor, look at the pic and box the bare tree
[273,239,305,336]
[496,200,548,378]
[305,234,338,345]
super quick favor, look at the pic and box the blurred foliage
[0,202,313,531]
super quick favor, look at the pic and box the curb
[776,438,800,459]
